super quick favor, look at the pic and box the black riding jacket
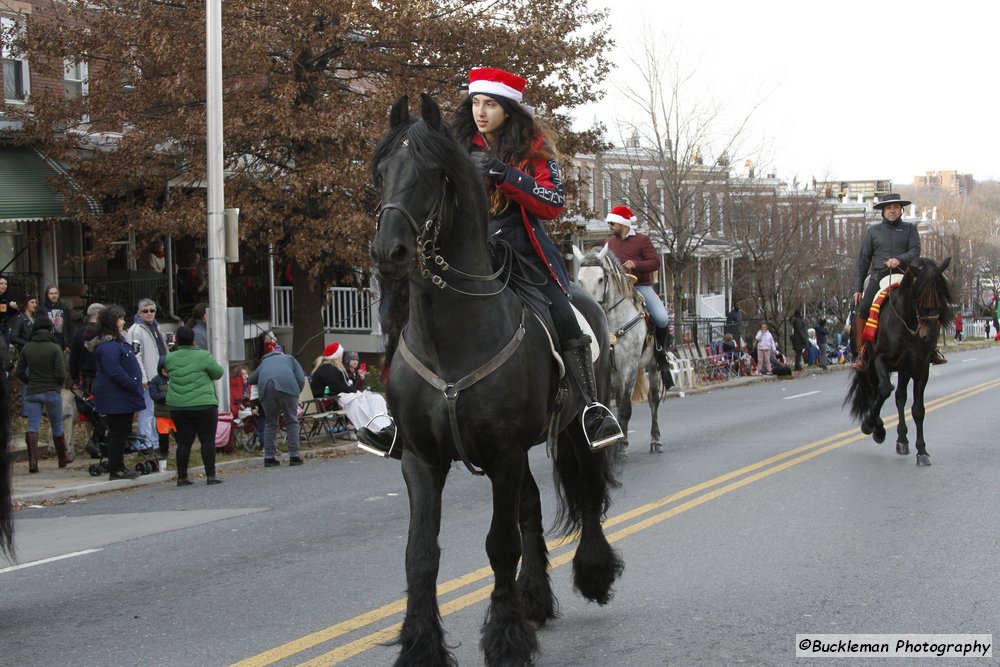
[853,218,921,293]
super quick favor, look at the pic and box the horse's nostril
[388,245,409,263]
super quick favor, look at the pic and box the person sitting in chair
[852,193,945,370]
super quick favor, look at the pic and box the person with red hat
[312,342,393,456]
[605,204,673,376]
[247,338,306,467]
[455,66,620,449]
[358,67,622,455]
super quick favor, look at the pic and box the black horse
[846,257,953,465]
[370,93,623,667]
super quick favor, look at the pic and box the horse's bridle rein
[376,174,509,298]
[883,266,942,338]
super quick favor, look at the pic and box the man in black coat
[790,309,808,371]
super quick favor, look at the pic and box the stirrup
[580,402,624,451]
[356,414,397,458]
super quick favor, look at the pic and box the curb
[11,440,361,504]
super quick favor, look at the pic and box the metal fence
[272,286,375,332]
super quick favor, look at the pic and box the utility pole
[206,0,229,409]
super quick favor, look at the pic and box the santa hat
[468,67,534,115]
[606,205,637,228]
[323,342,345,360]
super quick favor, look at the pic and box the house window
[2,16,29,102]
[64,59,88,98]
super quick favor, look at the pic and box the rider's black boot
[561,336,623,450]
[931,348,947,365]
[357,424,401,460]
[653,325,674,388]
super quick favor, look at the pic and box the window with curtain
[2,16,29,102]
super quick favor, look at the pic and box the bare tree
[604,34,762,337]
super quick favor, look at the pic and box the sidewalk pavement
[10,338,990,505]
[10,439,360,505]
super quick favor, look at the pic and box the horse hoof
[650,442,663,454]
[872,426,886,444]
[896,441,909,456]
[916,454,931,466]
[861,423,873,435]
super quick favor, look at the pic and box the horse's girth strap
[398,308,528,475]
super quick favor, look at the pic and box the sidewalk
[10,439,359,505]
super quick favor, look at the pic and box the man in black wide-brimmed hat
[851,193,946,370]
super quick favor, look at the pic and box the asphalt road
[2,346,998,667]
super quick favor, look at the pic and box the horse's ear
[572,244,585,263]
[389,95,409,128]
[597,244,609,261]
[939,256,951,273]
[420,93,441,130]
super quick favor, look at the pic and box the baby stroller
[75,391,160,476]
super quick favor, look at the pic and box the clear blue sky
[571,0,999,185]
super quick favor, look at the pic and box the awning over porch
[0,145,99,221]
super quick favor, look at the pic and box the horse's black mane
[370,107,489,372]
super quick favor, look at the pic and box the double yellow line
[233,377,1000,667]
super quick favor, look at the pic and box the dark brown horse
[370,93,622,666]
[846,257,953,465]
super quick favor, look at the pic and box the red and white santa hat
[606,205,637,228]
[323,342,345,360]
[468,67,534,116]
[468,67,525,104]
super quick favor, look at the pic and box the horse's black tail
[0,373,13,559]
[550,433,617,537]
[844,363,878,424]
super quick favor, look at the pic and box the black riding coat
[853,218,921,293]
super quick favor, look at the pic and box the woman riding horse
[358,67,620,456]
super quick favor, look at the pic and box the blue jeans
[636,284,670,328]
[25,390,64,436]
[137,387,155,446]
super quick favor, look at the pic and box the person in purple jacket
[88,305,145,480]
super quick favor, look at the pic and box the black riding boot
[561,337,623,450]
[357,423,401,460]
[653,326,675,389]
[931,348,948,365]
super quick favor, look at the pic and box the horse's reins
[882,266,941,338]
[582,256,648,369]
[377,175,510,297]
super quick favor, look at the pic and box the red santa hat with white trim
[323,342,345,360]
[467,67,534,115]
[606,205,637,228]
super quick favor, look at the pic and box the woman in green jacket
[164,325,225,486]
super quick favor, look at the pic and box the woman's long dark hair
[95,305,127,340]
[452,96,559,165]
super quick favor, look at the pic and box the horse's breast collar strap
[398,308,528,476]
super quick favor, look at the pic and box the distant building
[912,170,974,196]
[813,179,893,207]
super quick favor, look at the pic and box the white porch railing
[272,286,377,332]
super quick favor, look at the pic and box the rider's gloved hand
[469,152,508,182]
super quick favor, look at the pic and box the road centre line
[0,548,102,574]
[232,377,1000,667]
[784,390,821,399]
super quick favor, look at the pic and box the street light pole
[206,0,229,409]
